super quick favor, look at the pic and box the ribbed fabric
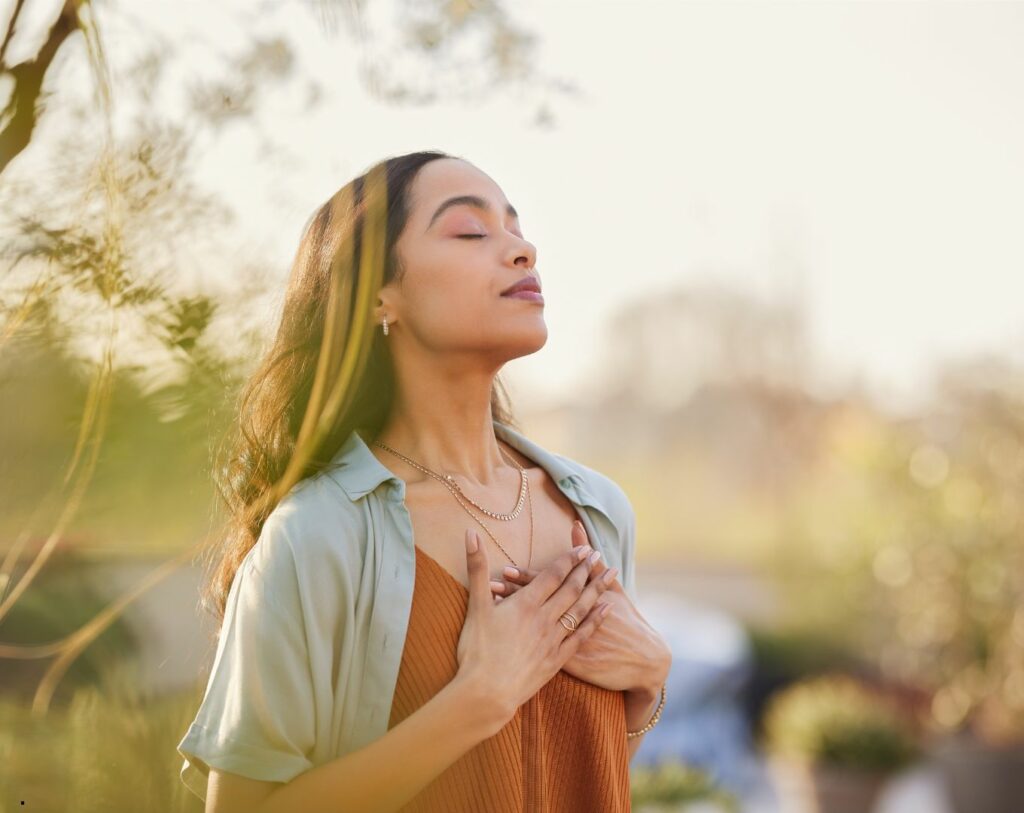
[387,545,631,812]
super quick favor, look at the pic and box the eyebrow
[426,194,519,231]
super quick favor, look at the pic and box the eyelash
[457,234,485,239]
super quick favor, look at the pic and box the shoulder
[244,470,368,598]
[552,452,636,529]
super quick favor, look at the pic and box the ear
[375,289,400,327]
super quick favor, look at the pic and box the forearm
[254,674,507,813]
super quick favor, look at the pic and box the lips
[501,275,542,296]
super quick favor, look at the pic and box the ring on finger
[558,611,579,631]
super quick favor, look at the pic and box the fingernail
[602,567,618,583]
[588,550,602,565]
[466,529,478,554]
[503,566,518,578]
[576,546,592,561]
[600,603,613,617]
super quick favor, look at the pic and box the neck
[373,371,509,488]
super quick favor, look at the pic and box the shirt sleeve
[177,511,317,802]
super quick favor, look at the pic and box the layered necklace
[372,438,534,569]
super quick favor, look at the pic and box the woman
[176,150,672,812]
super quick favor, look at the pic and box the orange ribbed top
[387,544,631,812]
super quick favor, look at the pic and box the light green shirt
[176,419,638,801]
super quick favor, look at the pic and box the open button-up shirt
[177,419,638,801]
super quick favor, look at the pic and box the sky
[9,0,1024,415]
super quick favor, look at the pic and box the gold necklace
[372,440,534,569]
[446,445,528,520]
[373,440,528,520]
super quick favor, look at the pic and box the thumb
[464,529,491,614]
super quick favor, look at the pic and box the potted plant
[929,682,1024,813]
[761,672,920,813]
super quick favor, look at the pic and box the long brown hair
[200,150,520,625]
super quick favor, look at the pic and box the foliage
[743,622,868,730]
[0,551,139,702]
[630,761,739,812]
[762,673,921,773]
[768,361,1024,745]
[0,662,205,812]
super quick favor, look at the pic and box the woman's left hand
[490,522,672,695]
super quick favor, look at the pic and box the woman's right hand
[454,527,613,726]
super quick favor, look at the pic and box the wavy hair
[200,150,520,625]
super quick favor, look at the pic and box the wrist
[450,670,513,738]
[624,682,666,736]
[624,684,660,727]
[624,650,670,731]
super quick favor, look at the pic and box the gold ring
[558,612,579,631]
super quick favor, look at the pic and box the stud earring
[382,315,389,335]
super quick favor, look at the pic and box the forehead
[409,159,510,219]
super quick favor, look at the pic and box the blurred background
[1,1,1022,811]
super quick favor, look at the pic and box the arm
[180,513,511,813]
[625,684,663,763]
[210,672,509,813]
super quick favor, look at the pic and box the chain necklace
[373,440,528,520]
[450,452,528,519]
[372,439,534,569]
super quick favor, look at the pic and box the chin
[511,325,548,357]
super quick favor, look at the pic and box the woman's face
[381,158,546,365]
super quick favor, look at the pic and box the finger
[572,519,589,548]
[571,520,611,584]
[561,562,614,632]
[524,544,593,603]
[501,564,537,584]
[547,546,602,622]
[592,559,624,594]
[587,566,617,601]
[464,530,491,615]
[505,558,607,590]
[498,578,525,596]
[587,550,609,579]
[557,600,614,660]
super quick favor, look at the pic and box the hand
[491,520,672,695]
[456,528,615,726]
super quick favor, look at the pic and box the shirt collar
[323,420,609,519]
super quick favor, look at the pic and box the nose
[508,234,537,269]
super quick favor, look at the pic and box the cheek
[404,276,491,339]
[420,255,493,311]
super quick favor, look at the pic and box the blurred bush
[762,672,921,773]
[743,622,868,733]
[0,550,139,703]
[630,760,739,812]
[0,661,204,813]
[767,359,1024,745]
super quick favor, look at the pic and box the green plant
[0,554,140,702]
[762,673,920,773]
[630,760,739,812]
[0,661,205,813]
[769,369,1024,747]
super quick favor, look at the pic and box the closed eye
[457,234,485,239]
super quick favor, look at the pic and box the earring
[382,315,389,336]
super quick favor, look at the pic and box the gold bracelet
[626,683,666,739]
